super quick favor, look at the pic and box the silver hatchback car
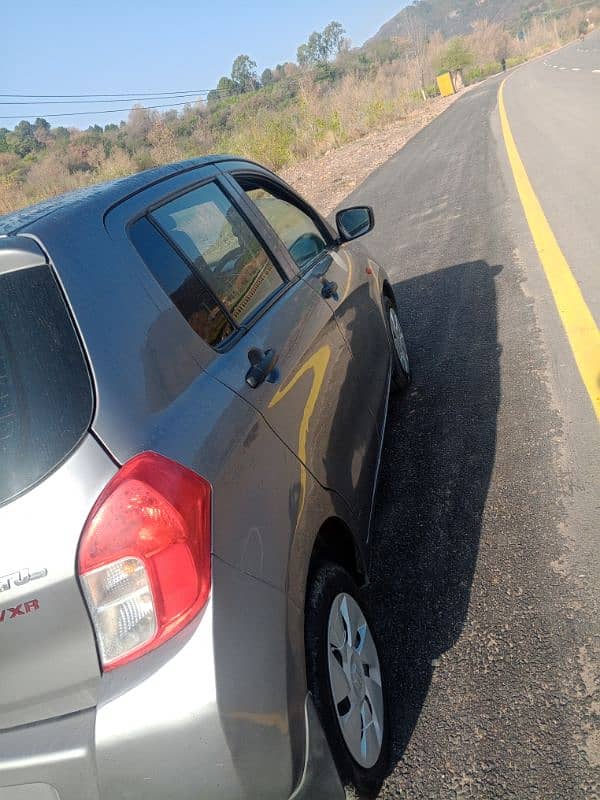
[0,156,411,800]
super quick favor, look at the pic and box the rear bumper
[0,709,98,800]
[0,698,344,800]
[0,601,242,800]
[0,560,345,799]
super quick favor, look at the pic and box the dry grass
[0,10,595,217]
[281,93,460,216]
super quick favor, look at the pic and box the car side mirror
[335,206,374,242]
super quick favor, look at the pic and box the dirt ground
[280,93,461,217]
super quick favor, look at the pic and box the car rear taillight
[77,452,211,671]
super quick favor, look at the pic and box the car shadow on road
[366,260,502,789]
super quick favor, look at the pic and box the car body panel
[223,164,392,439]
[312,242,392,438]
[0,707,99,800]
[219,164,389,530]
[0,560,345,800]
[203,266,367,508]
[103,162,381,537]
[0,156,393,799]
[93,562,291,800]
[0,236,47,274]
[289,696,345,800]
[0,435,116,731]
[102,174,361,588]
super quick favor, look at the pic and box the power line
[0,91,209,106]
[0,78,303,122]
[0,100,205,121]
[0,89,213,99]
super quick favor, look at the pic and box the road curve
[344,33,600,799]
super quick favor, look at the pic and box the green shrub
[438,38,474,73]
[463,61,502,84]
[223,113,296,169]
[312,110,346,144]
[364,99,396,128]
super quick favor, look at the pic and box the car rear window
[0,265,93,507]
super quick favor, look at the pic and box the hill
[369,0,582,40]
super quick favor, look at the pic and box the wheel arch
[308,516,368,590]
[381,279,396,307]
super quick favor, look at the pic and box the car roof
[0,155,239,236]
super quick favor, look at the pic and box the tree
[261,67,274,86]
[439,38,473,73]
[33,117,50,133]
[127,105,156,144]
[405,9,428,90]
[296,43,310,67]
[217,76,237,97]
[7,120,39,157]
[148,119,182,165]
[281,62,298,77]
[469,20,511,63]
[53,126,71,143]
[297,31,328,66]
[297,21,346,67]
[231,54,258,93]
[32,118,51,147]
[322,21,346,56]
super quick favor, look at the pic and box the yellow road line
[498,78,600,421]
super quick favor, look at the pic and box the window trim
[129,175,293,351]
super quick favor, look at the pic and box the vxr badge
[0,567,47,594]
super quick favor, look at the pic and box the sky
[1,0,409,130]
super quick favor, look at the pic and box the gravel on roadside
[280,93,460,216]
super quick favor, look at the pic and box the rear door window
[151,182,285,326]
[129,217,234,347]
[0,265,93,506]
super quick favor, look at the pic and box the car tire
[383,295,411,393]
[305,561,390,796]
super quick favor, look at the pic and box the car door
[147,174,376,527]
[219,165,388,525]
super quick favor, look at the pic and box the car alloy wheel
[327,592,384,768]
[382,295,411,393]
[305,561,389,793]
[388,305,410,376]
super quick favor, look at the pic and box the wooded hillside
[1,5,597,215]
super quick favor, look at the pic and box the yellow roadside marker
[498,78,600,421]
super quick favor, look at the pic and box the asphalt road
[345,32,600,799]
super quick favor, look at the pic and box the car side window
[130,216,234,348]
[240,180,329,270]
[151,182,284,326]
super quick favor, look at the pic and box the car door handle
[320,276,339,299]
[246,348,279,388]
